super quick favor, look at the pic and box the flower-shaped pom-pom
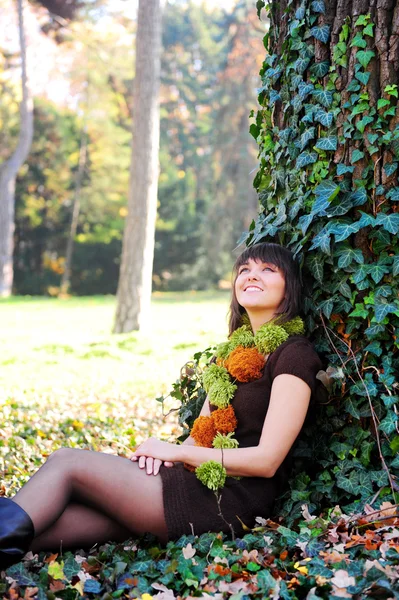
[281,315,305,336]
[228,325,254,352]
[225,346,265,383]
[216,341,232,361]
[191,416,216,447]
[212,432,239,449]
[203,364,230,393]
[196,460,226,490]
[208,380,237,409]
[211,404,237,434]
[255,324,289,354]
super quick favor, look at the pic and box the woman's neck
[247,310,278,334]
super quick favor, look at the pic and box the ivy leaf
[355,71,370,85]
[364,340,383,356]
[351,149,365,163]
[350,32,367,48]
[364,323,385,338]
[379,411,398,435]
[310,24,331,43]
[309,229,331,254]
[337,164,355,175]
[331,222,361,242]
[310,0,325,13]
[296,151,318,168]
[310,60,330,77]
[314,136,338,151]
[363,23,375,36]
[314,179,340,203]
[386,187,399,201]
[356,50,375,68]
[374,301,399,322]
[356,115,374,133]
[300,127,316,150]
[367,133,378,144]
[307,254,324,282]
[349,303,369,318]
[312,89,333,107]
[298,213,314,235]
[318,298,334,317]
[367,263,390,283]
[352,264,368,283]
[295,5,306,19]
[392,255,399,277]
[375,212,399,234]
[377,98,391,110]
[295,57,311,74]
[383,162,398,177]
[313,108,333,127]
[298,82,315,99]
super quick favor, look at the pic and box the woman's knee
[46,447,80,465]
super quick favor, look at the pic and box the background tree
[250,0,399,518]
[0,0,33,297]
[113,0,163,333]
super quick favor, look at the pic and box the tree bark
[0,0,33,297]
[60,130,87,295]
[113,0,163,333]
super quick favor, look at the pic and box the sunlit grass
[0,292,231,493]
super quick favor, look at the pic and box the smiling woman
[0,243,326,567]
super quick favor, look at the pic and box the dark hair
[228,243,303,335]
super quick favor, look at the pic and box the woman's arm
[181,396,211,446]
[134,374,311,478]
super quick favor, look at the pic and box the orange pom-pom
[191,415,216,447]
[225,346,265,383]
[211,405,237,434]
[184,462,196,472]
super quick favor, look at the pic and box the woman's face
[234,258,286,318]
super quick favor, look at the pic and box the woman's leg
[30,503,130,553]
[12,448,168,548]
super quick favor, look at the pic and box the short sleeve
[270,340,323,396]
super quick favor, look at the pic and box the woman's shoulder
[266,335,323,391]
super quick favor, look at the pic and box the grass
[0,292,230,493]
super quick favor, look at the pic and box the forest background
[0,0,264,296]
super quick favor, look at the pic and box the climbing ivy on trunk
[247,0,399,518]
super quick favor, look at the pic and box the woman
[0,243,324,569]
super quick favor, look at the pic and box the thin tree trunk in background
[0,0,33,297]
[60,130,87,294]
[113,0,163,333]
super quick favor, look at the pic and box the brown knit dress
[159,335,323,541]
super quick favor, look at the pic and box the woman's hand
[130,438,183,475]
[130,455,174,476]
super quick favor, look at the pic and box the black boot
[0,497,35,570]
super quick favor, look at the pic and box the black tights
[11,448,168,553]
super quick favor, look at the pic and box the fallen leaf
[182,543,196,559]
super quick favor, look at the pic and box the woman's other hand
[130,438,182,468]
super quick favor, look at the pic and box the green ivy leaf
[355,71,370,85]
[310,61,330,78]
[312,89,333,108]
[377,98,391,110]
[311,0,325,13]
[363,23,375,36]
[314,179,340,203]
[367,263,390,284]
[356,115,374,133]
[310,24,331,43]
[367,133,378,144]
[337,164,355,176]
[392,256,399,277]
[296,151,318,168]
[351,149,365,163]
[307,254,324,282]
[314,136,338,151]
[309,229,331,254]
[295,57,311,74]
[384,163,398,177]
[364,340,382,356]
[386,187,399,201]
[364,323,385,338]
[375,212,399,234]
[350,32,367,48]
[356,50,375,68]
[313,108,334,127]
[349,303,369,318]
[331,221,361,242]
[374,301,399,322]
[379,411,398,435]
[300,127,316,150]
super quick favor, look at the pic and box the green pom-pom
[215,341,232,360]
[203,364,230,393]
[281,316,305,336]
[212,432,239,449]
[228,325,254,351]
[255,324,289,353]
[208,380,237,408]
[196,460,226,490]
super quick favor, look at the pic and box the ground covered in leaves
[2,295,399,599]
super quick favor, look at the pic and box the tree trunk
[60,130,87,295]
[252,0,399,515]
[113,0,163,333]
[0,0,33,297]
